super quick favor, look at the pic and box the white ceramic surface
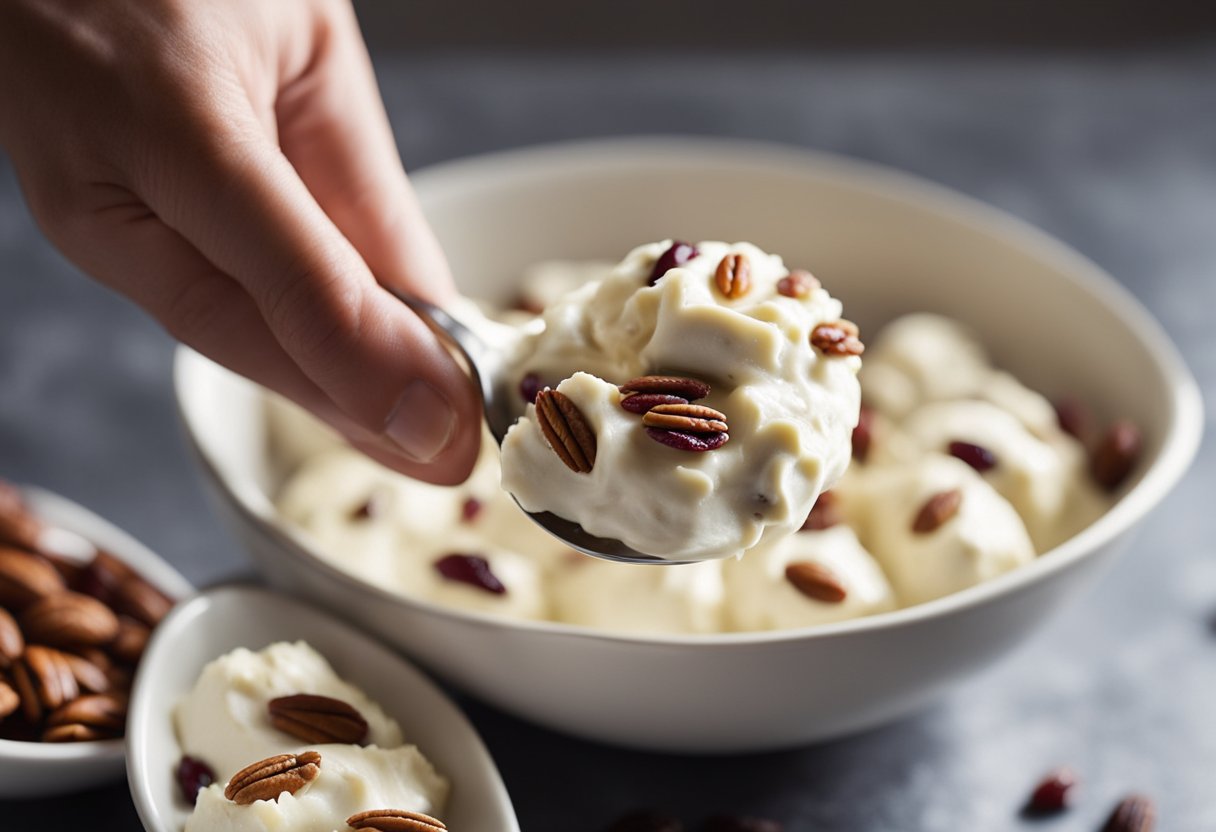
[173,137,1203,753]
[0,487,193,797]
[126,585,518,832]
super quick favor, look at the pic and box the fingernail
[385,379,457,463]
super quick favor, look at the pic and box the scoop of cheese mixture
[177,642,448,832]
[277,440,560,622]
[550,557,726,634]
[724,525,896,631]
[175,642,404,781]
[500,240,863,561]
[844,455,1036,606]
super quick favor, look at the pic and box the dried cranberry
[1024,767,1077,815]
[948,440,997,472]
[852,405,874,462]
[1091,420,1142,491]
[801,492,841,532]
[176,755,216,806]
[647,241,699,286]
[519,373,544,405]
[644,427,729,452]
[620,392,689,415]
[604,810,684,832]
[460,497,483,523]
[702,815,783,832]
[434,554,506,595]
[1054,396,1091,441]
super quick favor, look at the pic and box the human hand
[0,0,480,483]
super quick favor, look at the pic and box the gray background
[1,14,1214,832]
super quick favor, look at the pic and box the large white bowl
[174,138,1203,753]
[0,487,193,796]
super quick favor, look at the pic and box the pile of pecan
[0,480,173,743]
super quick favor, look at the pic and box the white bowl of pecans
[0,482,192,796]
[174,138,1203,752]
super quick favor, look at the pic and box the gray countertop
[1,47,1214,831]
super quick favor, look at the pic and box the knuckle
[262,255,366,372]
[160,275,233,345]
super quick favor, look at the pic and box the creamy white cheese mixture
[272,255,1116,635]
[177,642,448,832]
[500,240,862,561]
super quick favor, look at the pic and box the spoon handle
[387,289,510,443]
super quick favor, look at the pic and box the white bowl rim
[173,136,1205,649]
[0,485,193,762]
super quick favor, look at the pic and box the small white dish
[0,486,193,798]
[126,585,519,832]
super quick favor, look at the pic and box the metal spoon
[390,290,682,565]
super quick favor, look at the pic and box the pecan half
[642,403,729,434]
[13,645,79,722]
[777,269,820,299]
[619,375,710,401]
[110,616,150,665]
[268,694,369,745]
[0,680,18,719]
[0,606,24,669]
[64,651,111,693]
[76,550,134,606]
[347,809,447,831]
[810,320,864,356]
[1101,794,1156,832]
[714,252,752,300]
[47,692,127,733]
[112,575,173,627]
[224,751,322,805]
[800,492,841,532]
[785,561,848,603]
[1091,420,1142,491]
[0,482,43,552]
[43,722,111,743]
[21,591,120,648]
[912,488,963,533]
[534,389,596,473]
[0,547,65,610]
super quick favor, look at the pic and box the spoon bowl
[126,585,519,832]
[391,290,683,564]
